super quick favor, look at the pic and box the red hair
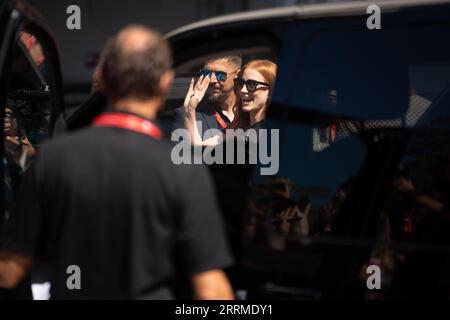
[229,60,277,129]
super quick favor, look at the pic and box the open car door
[0,0,65,299]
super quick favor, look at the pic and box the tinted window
[239,11,450,299]
[273,22,450,122]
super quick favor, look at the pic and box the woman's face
[239,68,270,113]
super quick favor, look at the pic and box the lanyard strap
[215,111,228,129]
[330,124,336,143]
[93,113,162,139]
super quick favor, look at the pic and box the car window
[273,21,450,122]
[237,14,450,299]
[160,46,276,136]
[243,119,366,248]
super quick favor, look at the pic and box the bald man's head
[116,26,155,53]
[99,25,172,102]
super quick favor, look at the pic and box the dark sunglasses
[234,78,270,93]
[199,68,230,82]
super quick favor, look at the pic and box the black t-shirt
[2,117,233,299]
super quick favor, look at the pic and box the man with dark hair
[173,55,241,136]
[0,25,234,300]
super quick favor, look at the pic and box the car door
[166,0,450,299]
[0,0,65,299]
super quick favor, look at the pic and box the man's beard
[208,87,231,105]
[208,92,225,104]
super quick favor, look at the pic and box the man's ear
[159,69,175,97]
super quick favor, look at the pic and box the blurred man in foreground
[0,25,234,300]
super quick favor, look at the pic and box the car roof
[165,0,450,39]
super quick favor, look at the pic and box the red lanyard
[330,124,336,143]
[215,112,228,129]
[93,113,162,139]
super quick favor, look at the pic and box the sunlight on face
[239,68,269,113]
[205,59,237,104]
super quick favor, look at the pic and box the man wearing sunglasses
[173,56,241,136]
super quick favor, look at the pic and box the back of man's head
[99,25,172,102]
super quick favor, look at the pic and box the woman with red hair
[229,59,277,131]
